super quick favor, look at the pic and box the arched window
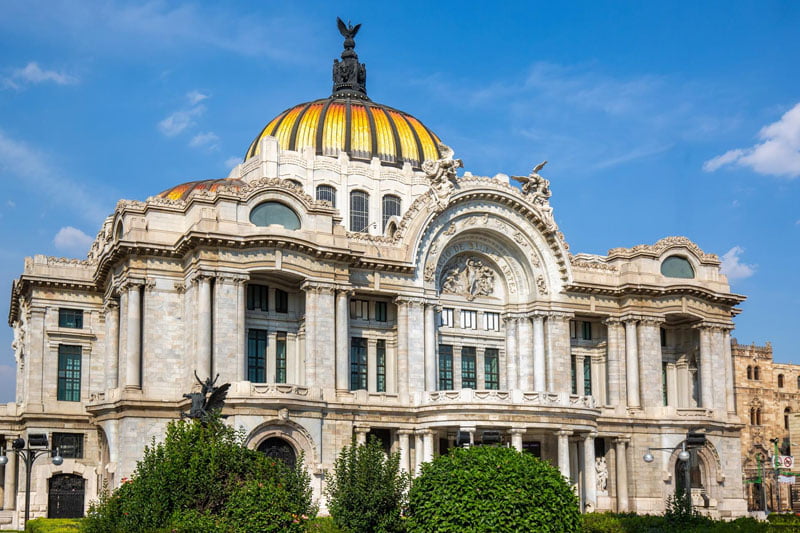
[778,374,785,388]
[257,437,297,469]
[750,408,756,425]
[754,366,761,380]
[115,222,123,240]
[756,408,762,426]
[381,194,401,231]
[316,184,336,207]
[350,190,369,232]
[660,256,695,279]
[249,202,301,230]
[785,407,791,430]
[747,366,752,379]
[797,375,800,389]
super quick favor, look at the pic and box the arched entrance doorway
[48,474,85,518]
[258,437,297,468]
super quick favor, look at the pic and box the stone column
[407,301,426,393]
[604,318,624,406]
[414,432,424,476]
[575,356,585,395]
[666,363,678,407]
[557,430,572,479]
[532,313,546,391]
[104,300,120,390]
[196,276,213,380]
[546,313,573,393]
[125,282,143,389]
[510,428,525,452]
[504,316,519,390]
[583,433,597,511]
[676,360,689,408]
[424,304,437,391]
[698,325,713,409]
[397,430,412,473]
[302,285,317,386]
[354,426,369,446]
[367,339,377,392]
[236,280,247,381]
[395,299,409,400]
[638,318,664,408]
[518,317,533,391]
[614,438,629,512]
[315,286,337,390]
[3,443,15,510]
[723,328,736,414]
[335,290,350,391]
[422,430,434,463]
[624,319,640,408]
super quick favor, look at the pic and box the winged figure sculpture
[181,371,230,423]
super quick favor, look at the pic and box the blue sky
[0,1,799,403]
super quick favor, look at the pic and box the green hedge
[24,518,81,533]
[581,512,769,532]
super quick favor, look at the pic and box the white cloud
[720,246,756,281]
[189,131,219,149]
[0,130,108,222]
[3,61,78,89]
[703,102,800,178]
[186,90,208,105]
[53,226,94,256]
[224,156,241,169]
[6,200,15,208]
[158,105,205,137]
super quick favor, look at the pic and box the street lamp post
[643,441,692,507]
[0,434,63,529]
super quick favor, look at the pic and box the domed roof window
[660,256,694,279]
[249,202,301,230]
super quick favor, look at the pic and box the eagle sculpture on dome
[337,17,361,40]
[512,161,551,198]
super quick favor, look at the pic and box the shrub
[324,436,410,533]
[581,512,768,533]
[82,415,314,533]
[406,445,580,533]
[24,518,81,533]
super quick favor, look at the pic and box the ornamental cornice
[300,280,339,294]
[692,321,734,331]
[563,282,746,306]
[569,253,618,272]
[607,236,720,264]
[393,296,425,307]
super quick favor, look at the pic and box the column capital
[301,280,338,294]
[613,436,631,445]
[353,426,370,434]
[584,431,598,440]
[502,312,526,322]
[189,271,215,284]
[394,296,425,307]
[415,428,434,436]
[692,321,732,332]
[619,314,663,325]
[602,316,623,326]
[396,429,414,436]
[103,299,120,312]
[542,310,574,321]
[508,428,527,436]
[557,429,573,438]
[216,273,249,285]
[119,277,146,291]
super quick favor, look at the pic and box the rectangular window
[439,308,454,327]
[570,321,577,339]
[275,289,289,313]
[484,348,499,390]
[247,329,267,383]
[483,312,500,331]
[438,344,453,390]
[584,357,592,396]
[461,310,477,329]
[375,301,388,322]
[275,331,287,384]
[662,361,668,406]
[350,337,368,390]
[58,308,83,329]
[523,441,542,457]
[350,299,369,320]
[660,328,667,347]
[461,346,476,389]
[57,345,81,402]
[52,433,83,459]
[247,284,268,311]
[582,321,592,340]
[376,339,386,392]
[570,355,577,394]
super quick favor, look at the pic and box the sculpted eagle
[337,17,361,40]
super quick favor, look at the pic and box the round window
[249,202,301,230]
[660,256,694,279]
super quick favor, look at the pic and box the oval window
[249,202,301,230]
[660,256,694,279]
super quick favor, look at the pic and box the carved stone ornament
[422,143,463,210]
[596,456,608,491]
[536,275,548,295]
[440,255,495,301]
[511,161,551,198]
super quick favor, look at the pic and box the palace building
[0,20,748,528]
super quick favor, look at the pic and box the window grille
[57,345,81,402]
[350,190,369,232]
[461,347,476,389]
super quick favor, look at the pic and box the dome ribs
[394,111,425,168]
[362,101,379,160]
[287,102,313,152]
[315,98,335,156]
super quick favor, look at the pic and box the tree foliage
[324,437,410,533]
[406,445,580,533]
[82,415,314,533]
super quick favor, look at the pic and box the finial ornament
[332,17,368,99]
[422,143,463,211]
[511,161,556,230]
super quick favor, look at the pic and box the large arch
[246,419,318,466]
[666,439,725,508]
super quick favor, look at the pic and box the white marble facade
[0,133,749,528]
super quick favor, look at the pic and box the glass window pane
[660,256,694,278]
[58,309,83,329]
[484,348,499,390]
[316,185,336,207]
[247,329,267,383]
[583,357,592,396]
[247,284,268,311]
[57,345,81,402]
[438,345,453,390]
[52,433,83,458]
[381,195,401,231]
[376,340,386,392]
[249,202,301,230]
[275,289,289,313]
[462,347,476,389]
[350,191,369,232]
[350,337,368,390]
[276,332,287,383]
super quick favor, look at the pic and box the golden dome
[244,97,443,170]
